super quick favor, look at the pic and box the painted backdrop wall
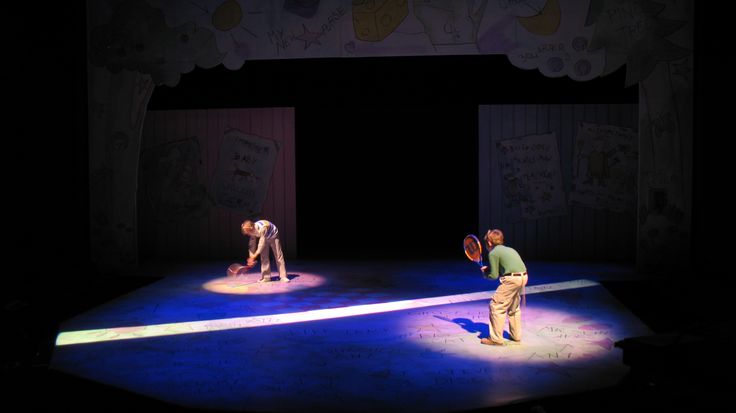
[138,108,296,260]
[87,0,692,274]
[479,104,638,262]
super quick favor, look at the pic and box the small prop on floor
[227,263,251,277]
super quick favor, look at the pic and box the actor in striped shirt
[241,219,289,283]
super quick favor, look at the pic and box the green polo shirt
[484,245,526,280]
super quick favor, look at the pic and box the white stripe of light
[55,279,598,346]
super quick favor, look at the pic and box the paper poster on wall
[211,129,279,215]
[570,123,637,212]
[497,132,567,220]
[140,138,209,222]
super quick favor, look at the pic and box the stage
[36,260,698,412]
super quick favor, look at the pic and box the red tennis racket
[463,234,484,267]
[227,263,251,277]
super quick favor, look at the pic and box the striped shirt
[254,220,279,239]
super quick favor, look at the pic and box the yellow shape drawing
[212,0,243,31]
[517,0,561,36]
[353,0,409,42]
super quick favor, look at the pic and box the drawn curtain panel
[497,132,567,220]
[211,128,280,216]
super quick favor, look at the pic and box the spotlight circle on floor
[202,272,326,294]
[396,300,635,365]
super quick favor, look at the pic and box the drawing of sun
[152,0,259,70]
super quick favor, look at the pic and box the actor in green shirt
[480,229,528,346]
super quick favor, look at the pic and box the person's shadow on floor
[435,316,489,339]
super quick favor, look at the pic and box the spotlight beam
[55,279,598,346]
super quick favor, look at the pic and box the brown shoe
[480,338,504,346]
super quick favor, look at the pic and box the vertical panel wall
[139,108,296,261]
[479,104,638,262]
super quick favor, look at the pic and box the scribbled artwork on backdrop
[140,138,209,222]
[89,0,627,87]
[211,129,279,216]
[497,132,567,220]
[570,123,638,212]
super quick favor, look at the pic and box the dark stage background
[7,1,724,276]
[6,0,724,279]
[148,55,637,260]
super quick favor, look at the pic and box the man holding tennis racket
[241,219,289,283]
[480,229,527,346]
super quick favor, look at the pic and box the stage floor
[48,260,653,412]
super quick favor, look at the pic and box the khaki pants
[253,238,287,279]
[489,274,527,343]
